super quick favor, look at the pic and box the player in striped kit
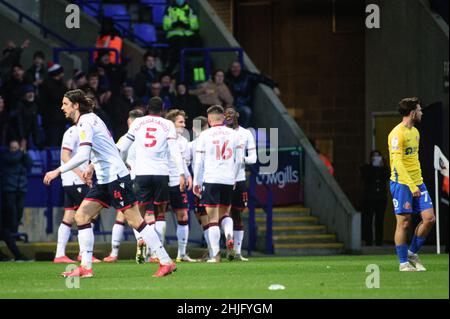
[224,106,257,261]
[193,105,244,263]
[44,90,176,278]
[53,125,100,264]
[103,109,144,263]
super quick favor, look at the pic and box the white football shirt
[235,126,257,182]
[194,124,243,186]
[168,134,191,187]
[77,113,129,184]
[122,115,183,176]
[61,125,89,186]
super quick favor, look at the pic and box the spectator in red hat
[39,62,67,146]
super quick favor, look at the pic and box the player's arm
[244,131,257,165]
[193,137,205,196]
[61,148,85,181]
[168,137,186,191]
[233,143,244,182]
[390,133,420,195]
[116,132,134,161]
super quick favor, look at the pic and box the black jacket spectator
[14,86,42,149]
[172,83,203,129]
[3,65,31,110]
[39,63,67,146]
[134,62,160,99]
[0,146,32,193]
[225,68,277,109]
[90,51,126,94]
[105,82,137,138]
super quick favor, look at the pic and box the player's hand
[193,185,202,197]
[412,189,421,197]
[187,175,193,191]
[82,165,94,181]
[43,169,61,185]
[179,174,186,192]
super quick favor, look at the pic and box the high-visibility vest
[443,176,449,195]
[94,35,123,64]
[163,4,199,38]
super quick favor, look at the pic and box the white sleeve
[116,128,135,161]
[61,129,76,152]
[59,145,91,173]
[193,135,205,186]
[233,135,244,181]
[244,130,257,165]
[168,125,184,176]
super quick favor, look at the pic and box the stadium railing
[0,0,75,47]
[53,47,120,65]
[179,47,244,83]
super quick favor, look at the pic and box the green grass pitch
[0,254,448,299]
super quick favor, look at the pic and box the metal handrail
[0,0,75,47]
[180,47,244,82]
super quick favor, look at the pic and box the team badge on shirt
[80,130,87,141]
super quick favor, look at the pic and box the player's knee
[74,211,91,226]
[397,218,412,230]
[424,214,436,226]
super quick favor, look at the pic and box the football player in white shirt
[103,109,144,263]
[165,109,196,262]
[116,97,186,263]
[44,90,176,278]
[53,125,101,264]
[224,106,257,261]
[193,105,244,263]
[188,116,210,260]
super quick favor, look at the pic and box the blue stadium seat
[132,23,157,44]
[152,4,167,25]
[140,0,167,5]
[103,4,128,17]
[81,1,101,17]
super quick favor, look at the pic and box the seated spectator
[149,81,171,110]
[66,69,87,90]
[134,51,160,99]
[163,0,201,74]
[225,61,280,127]
[160,73,176,107]
[0,139,32,236]
[91,49,126,94]
[105,80,137,138]
[94,17,123,64]
[172,82,203,129]
[14,85,43,150]
[3,64,31,110]
[0,39,29,82]
[39,62,67,146]
[82,72,111,107]
[190,69,233,107]
[25,51,46,95]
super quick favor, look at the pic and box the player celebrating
[53,124,101,264]
[188,116,210,260]
[224,106,257,261]
[193,105,243,263]
[388,97,436,272]
[103,109,144,263]
[165,109,196,262]
[44,89,176,278]
[116,97,186,264]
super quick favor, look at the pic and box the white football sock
[111,223,124,257]
[234,230,244,255]
[208,225,221,257]
[138,224,171,264]
[133,228,142,241]
[56,222,72,258]
[78,226,94,269]
[204,228,212,258]
[221,217,234,240]
[177,223,189,258]
[155,221,166,245]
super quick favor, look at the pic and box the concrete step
[255,216,318,226]
[255,206,311,216]
[259,225,327,234]
[272,234,337,244]
[273,242,344,256]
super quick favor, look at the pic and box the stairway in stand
[255,205,344,255]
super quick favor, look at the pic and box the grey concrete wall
[0,6,79,80]
[39,0,147,77]
[193,0,360,252]
[365,0,449,155]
